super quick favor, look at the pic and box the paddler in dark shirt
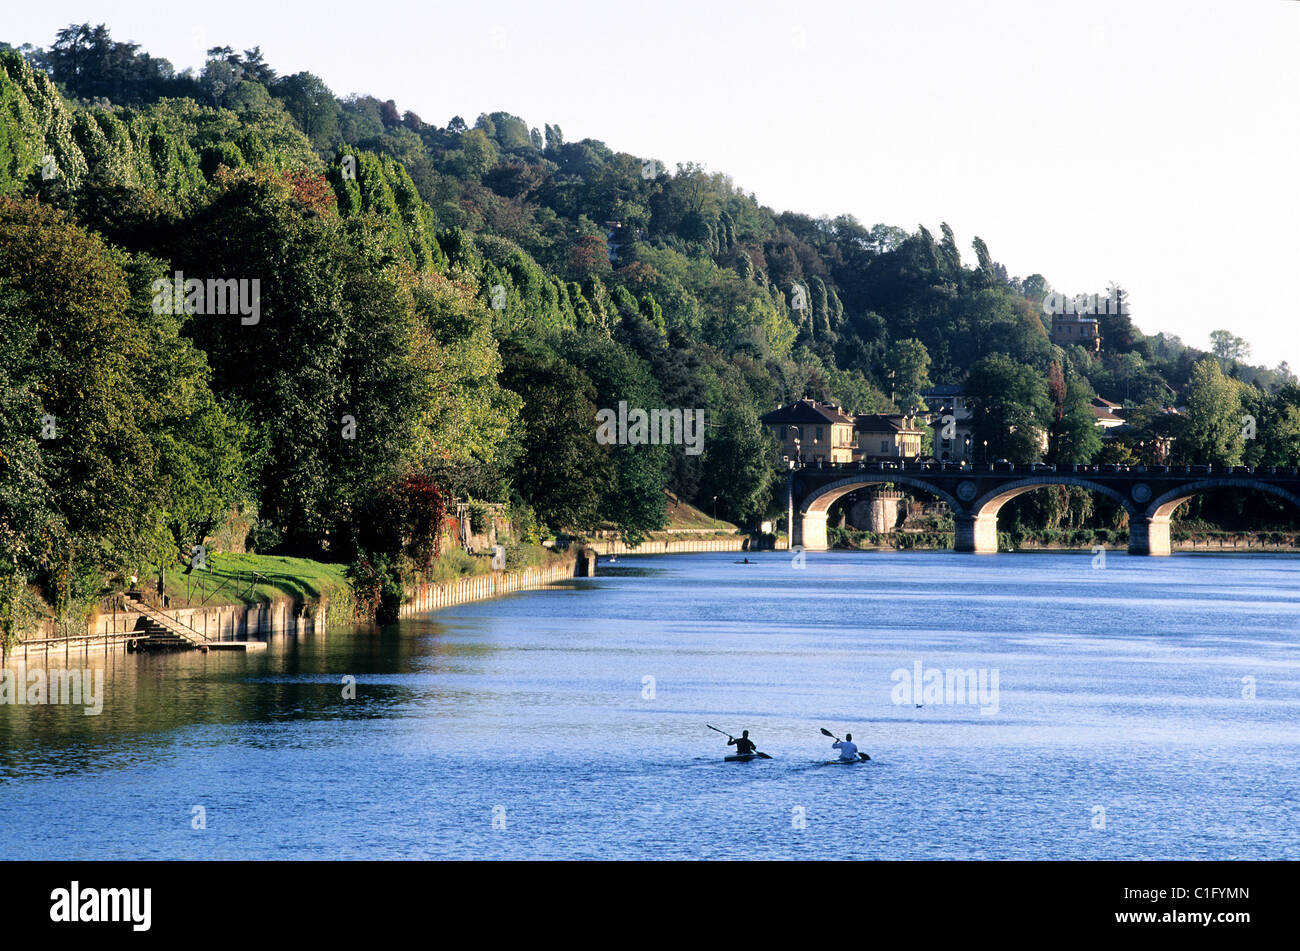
[728,730,757,755]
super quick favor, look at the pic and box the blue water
[2,551,1298,859]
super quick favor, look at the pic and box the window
[881,440,889,453]
[816,427,824,441]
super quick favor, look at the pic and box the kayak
[821,755,870,765]
[724,753,763,762]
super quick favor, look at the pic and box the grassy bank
[164,552,353,607]
[162,544,569,611]
[662,491,738,532]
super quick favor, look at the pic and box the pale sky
[8,0,1299,369]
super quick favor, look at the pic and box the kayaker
[728,730,757,755]
[832,732,858,762]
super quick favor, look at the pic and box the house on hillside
[759,399,856,463]
[854,413,926,460]
[1051,313,1102,351]
[1090,396,1126,434]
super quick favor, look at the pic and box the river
[1,550,1297,860]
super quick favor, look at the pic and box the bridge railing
[788,459,1300,477]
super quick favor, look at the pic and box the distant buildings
[1051,313,1102,351]
[921,384,975,463]
[759,399,924,464]
[759,399,856,463]
[1090,396,1125,432]
[763,384,1163,467]
[854,414,926,460]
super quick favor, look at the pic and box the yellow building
[854,414,926,460]
[759,399,856,463]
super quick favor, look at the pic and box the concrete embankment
[4,598,329,663]
[5,538,776,662]
[398,558,578,617]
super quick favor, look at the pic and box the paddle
[820,726,870,761]
[707,723,772,759]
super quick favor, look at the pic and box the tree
[1245,384,1300,466]
[273,71,339,148]
[1049,378,1103,464]
[1209,329,1250,363]
[1177,358,1245,465]
[884,337,930,409]
[0,197,246,613]
[965,354,1051,463]
[566,329,668,544]
[498,343,609,532]
[698,393,776,525]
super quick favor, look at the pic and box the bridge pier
[796,510,829,551]
[1127,514,1172,556]
[953,514,999,554]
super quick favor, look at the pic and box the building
[759,399,856,463]
[1090,396,1126,434]
[854,414,926,460]
[921,384,975,463]
[1051,313,1102,351]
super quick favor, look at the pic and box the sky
[7,0,1299,369]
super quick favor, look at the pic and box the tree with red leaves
[392,471,446,570]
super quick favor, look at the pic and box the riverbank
[398,557,578,617]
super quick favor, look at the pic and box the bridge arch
[970,477,1138,521]
[958,477,1138,555]
[796,475,962,550]
[1145,479,1300,521]
[789,466,1300,555]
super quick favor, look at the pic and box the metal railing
[186,566,267,608]
[123,594,209,644]
[785,459,1300,477]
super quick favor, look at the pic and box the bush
[246,519,282,554]
[467,499,491,537]
[511,502,545,546]
[347,552,406,623]
[0,566,42,647]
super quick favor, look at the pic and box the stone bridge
[786,460,1300,555]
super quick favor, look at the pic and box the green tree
[1177,358,1245,465]
[966,354,1051,463]
[884,337,930,409]
[499,343,609,532]
[1209,329,1250,363]
[1049,378,1102,464]
[273,71,340,148]
[698,393,776,525]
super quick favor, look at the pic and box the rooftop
[855,413,925,434]
[759,398,855,426]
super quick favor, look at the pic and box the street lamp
[983,439,989,464]
[713,495,718,520]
